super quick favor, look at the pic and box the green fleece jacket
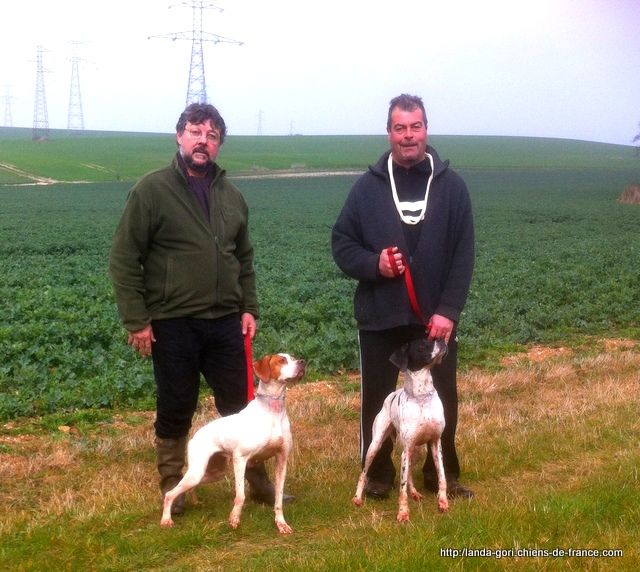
[108,156,258,332]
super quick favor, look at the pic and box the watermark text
[440,547,624,560]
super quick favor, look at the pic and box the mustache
[193,146,210,156]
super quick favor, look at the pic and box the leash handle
[386,246,427,326]
[385,246,402,277]
[244,333,255,402]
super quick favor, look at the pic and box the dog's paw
[396,510,410,523]
[228,515,240,529]
[276,520,293,534]
[438,498,449,513]
[352,496,364,507]
[410,490,424,502]
[160,518,175,527]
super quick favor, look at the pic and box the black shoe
[424,477,474,499]
[245,463,294,505]
[170,493,186,516]
[249,488,295,505]
[446,480,474,499]
[364,480,393,500]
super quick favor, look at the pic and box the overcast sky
[1,0,638,145]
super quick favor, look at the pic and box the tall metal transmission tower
[2,85,14,127]
[32,45,50,141]
[149,1,243,106]
[67,42,85,131]
[257,109,264,136]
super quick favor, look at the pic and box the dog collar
[255,392,286,402]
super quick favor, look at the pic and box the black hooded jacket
[331,146,474,331]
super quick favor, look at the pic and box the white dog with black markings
[353,338,448,522]
[160,353,305,534]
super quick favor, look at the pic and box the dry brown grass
[460,341,639,520]
[618,184,640,204]
[1,340,639,569]
[2,341,638,514]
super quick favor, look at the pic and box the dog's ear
[433,340,448,365]
[253,355,272,382]
[389,343,409,371]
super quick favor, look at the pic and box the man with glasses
[109,102,284,517]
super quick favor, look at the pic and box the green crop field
[1,126,636,183]
[0,129,639,419]
[1,130,640,571]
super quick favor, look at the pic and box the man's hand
[379,246,405,278]
[241,312,257,340]
[127,324,155,357]
[427,314,454,344]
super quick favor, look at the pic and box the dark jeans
[151,314,247,439]
[358,326,461,485]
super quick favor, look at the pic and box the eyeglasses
[185,128,220,143]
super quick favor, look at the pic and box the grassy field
[1,126,637,184]
[1,346,638,570]
[0,130,639,569]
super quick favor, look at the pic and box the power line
[149,1,243,106]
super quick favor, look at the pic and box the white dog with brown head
[160,353,305,533]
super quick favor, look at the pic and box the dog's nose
[435,340,448,357]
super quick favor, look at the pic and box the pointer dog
[353,338,448,522]
[160,353,305,534]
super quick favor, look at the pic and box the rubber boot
[245,461,294,505]
[155,436,188,516]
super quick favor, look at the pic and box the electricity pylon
[257,109,264,136]
[32,45,50,141]
[67,42,85,131]
[2,85,14,127]
[149,1,243,106]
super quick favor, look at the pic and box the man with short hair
[332,94,475,500]
[109,102,281,515]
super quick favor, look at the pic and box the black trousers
[151,314,248,439]
[358,326,461,485]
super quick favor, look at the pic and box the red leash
[244,333,255,402]
[386,247,428,327]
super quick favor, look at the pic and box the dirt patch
[231,170,361,181]
[501,345,573,366]
[618,184,640,204]
[602,338,637,351]
[287,381,342,403]
[500,338,637,366]
[0,161,61,185]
